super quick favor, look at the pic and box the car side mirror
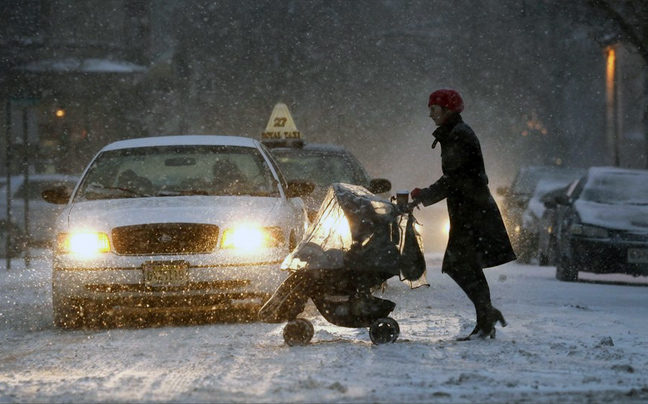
[543,200,557,209]
[554,194,570,206]
[369,178,391,194]
[42,186,72,205]
[286,179,315,198]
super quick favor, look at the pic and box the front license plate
[627,249,648,264]
[143,261,189,287]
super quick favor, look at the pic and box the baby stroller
[259,183,427,345]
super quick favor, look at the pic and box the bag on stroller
[259,183,427,345]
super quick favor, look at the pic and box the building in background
[0,0,153,175]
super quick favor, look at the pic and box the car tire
[516,248,532,264]
[538,251,549,266]
[516,232,538,264]
[0,221,25,258]
[547,237,558,267]
[556,255,579,282]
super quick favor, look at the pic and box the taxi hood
[64,196,286,231]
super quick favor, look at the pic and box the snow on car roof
[19,58,147,74]
[582,166,648,204]
[269,143,349,153]
[587,166,648,177]
[101,135,261,152]
[532,178,575,197]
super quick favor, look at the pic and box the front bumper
[52,249,288,313]
[568,237,648,276]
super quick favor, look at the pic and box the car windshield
[75,145,280,201]
[581,171,648,205]
[272,150,368,187]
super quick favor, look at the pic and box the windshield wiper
[156,189,209,196]
[86,184,151,198]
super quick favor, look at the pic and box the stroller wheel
[283,318,314,346]
[369,317,400,344]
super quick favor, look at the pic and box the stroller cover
[259,183,427,327]
[282,183,427,288]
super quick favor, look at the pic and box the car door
[258,145,309,246]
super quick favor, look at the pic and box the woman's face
[429,104,451,126]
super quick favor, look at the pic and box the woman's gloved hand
[411,188,422,201]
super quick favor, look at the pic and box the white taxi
[44,135,312,327]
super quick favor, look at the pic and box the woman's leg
[446,264,489,327]
[446,264,505,339]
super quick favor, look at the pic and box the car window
[273,150,369,187]
[581,171,648,205]
[75,145,280,201]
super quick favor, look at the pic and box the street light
[604,44,620,166]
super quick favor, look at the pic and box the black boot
[456,307,507,341]
[456,324,480,341]
[447,263,508,341]
[479,306,507,338]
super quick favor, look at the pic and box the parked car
[552,166,648,282]
[535,182,579,266]
[497,165,584,262]
[519,174,585,263]
[0,174,79,257]
[268,143,391,220]
[44,135,313,327]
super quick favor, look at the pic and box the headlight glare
[221,226,284,249]
[442,218,450,236]
[58,232,111,256]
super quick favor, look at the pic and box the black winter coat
[418,114,516,271]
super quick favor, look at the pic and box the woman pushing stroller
[260,89,515,344]
[408,89,516,340]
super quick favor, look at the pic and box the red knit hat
[428,89,464,113]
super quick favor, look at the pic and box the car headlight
[442,218,450,236]
[569,224,609,238]
[57,232,111,257]
[221,226,284,249]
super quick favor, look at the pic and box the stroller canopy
[282,183,427,287]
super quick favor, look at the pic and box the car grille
[611,230,648,243]
[112,223,219,255]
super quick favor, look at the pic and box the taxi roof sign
[261,103,303,147]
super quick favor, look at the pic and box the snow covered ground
[1,251,648,403]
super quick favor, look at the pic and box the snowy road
[2,252,648,403]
